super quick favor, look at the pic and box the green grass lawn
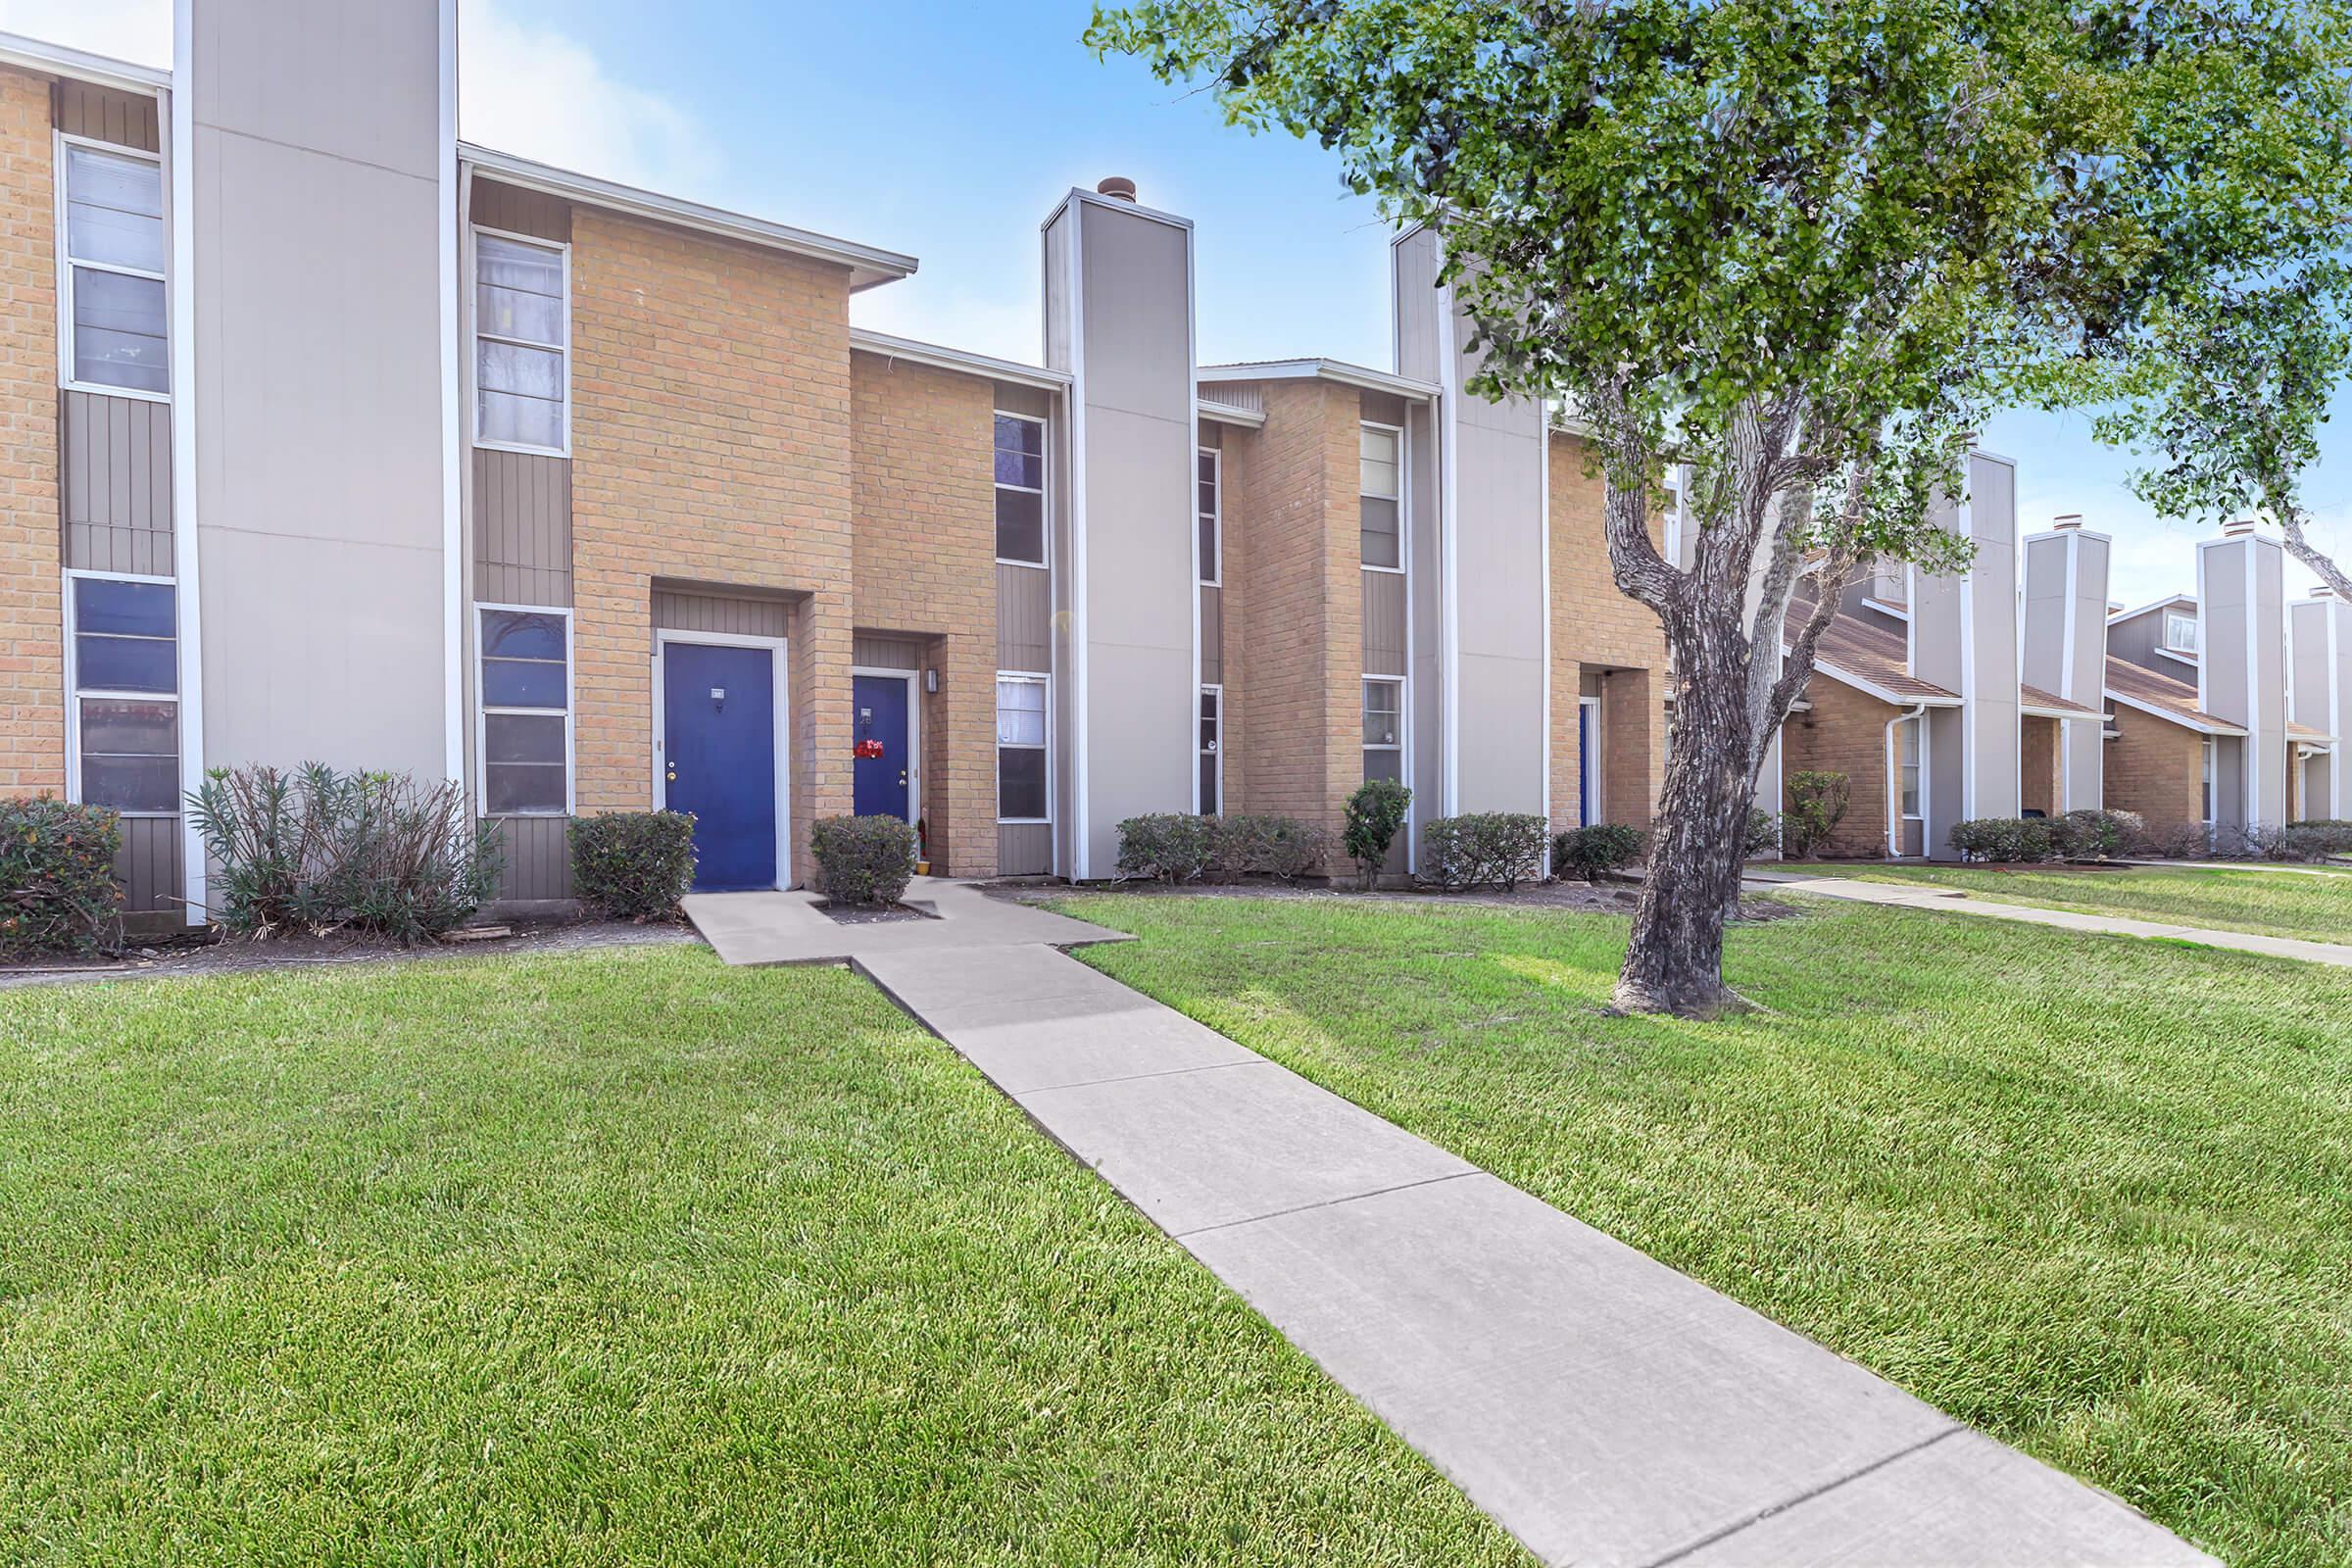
[1059,894,2352,1568]
[0,946,1527,1567]
[1780,859,2352,945]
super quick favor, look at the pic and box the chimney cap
[2052,514,2082,529]
[2223,516,2259,537]
[1096,175,1138,203]
[2317,585,2338,600]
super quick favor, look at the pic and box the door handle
[666,769,677,782]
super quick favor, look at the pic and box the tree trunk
[1615,608,1761,1017]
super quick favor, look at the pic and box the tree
[2093,266,2352,603]
[1089,0,2352,1014]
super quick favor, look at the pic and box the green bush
[1745,808,1783,857]
[1115,813,1217,884]
[1343,778,1413,890]
[570,811,696,920]
[810,814,918,906]
[0,797,123,957]
[1555,822,1645,883]
[2047,808,2139,859]
[188,763,500,942]
[1421,812,1550,893]
[1782,771,1852,858]
[1208,814,1334,884]
[1948,816,2058,863]
[2243,821,2352,862]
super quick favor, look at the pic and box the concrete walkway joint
[688,882,2213,1567]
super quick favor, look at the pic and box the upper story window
[2164,610,2199,655]
[474,231,568,455]
[68,574,178,814]
[62,141,168,397]
[1198,449,1221,584]
[995,414,1046,565]
[477,607,571,815]
[1360,424,1401,569]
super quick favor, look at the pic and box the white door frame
[652,628,793,889]
[850,663,922,830]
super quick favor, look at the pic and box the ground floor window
[478,605,571,815]
[1363,678,1401,783]
[997,673,1048,821]
[1200,686,1222,814]
[2201,736,2217,825]
[1898,716,1923,819]
[68,572,178,813]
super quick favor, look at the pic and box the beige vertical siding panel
[58,82,161,151]
[113,816,183,915]
[998,821,1054,875]
[1362,569,1406,675]
[491,815,572,902]
[993,382,1054,419]
[996,564,1052,670]
[1200,585,1222,684]
[472,180,571,243]
[654,589,793,639]
[62,393,173,575]
[472,449,572,606]
[853,635,922,669]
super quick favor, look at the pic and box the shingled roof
[2104,657,2245,735]
[1789,598,1958,706]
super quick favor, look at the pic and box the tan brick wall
[2104,704,2205,832]
[1782,674,1900,858]
[0,67,59,794]
[568,211,855,885]
[2021,715,2060,817]
[849,352,996,876]
[1550,432,1668,831]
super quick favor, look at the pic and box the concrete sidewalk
[1751,871,2352,967]
[692,885,2212,1566]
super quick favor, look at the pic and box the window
[2165,610,2199,655]
[474,231,567,454]
[1898,717,1923,818]
[1359,424,1401,569]
[997,674,1048,820]
[1200,686,1222,814]
[1363,678,1402,783]
[62,141,168,396]
[478,607,570,815]
[2201,736,2217,825]
[1198,449,1220,584]
[69,575,178,813]
[995,414,1046,565]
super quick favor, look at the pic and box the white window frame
[63,566,179,817]
[56,131,171,405]
[475,602,574,817]
[1898,716,1924,822]
[995,670,1052,824]
[2165,610,2200,655]
[1197,447,1222,586]
[994,411,1050,569]
[1363,675,1405,775]
[1358,419,1407,575]
[1200,683,1224,814]
[2201,735,2218,827]
[471,224,572,459]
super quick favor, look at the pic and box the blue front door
[852,674,910,821]
[663,642,777,892]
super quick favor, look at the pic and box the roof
[2108,593,2196,626]
[1198,359,1441,402]
[1198,398,1267,429]
[849,328,1066,392]
[2103,656,2245,736]
[2021,682,2102,720]
[461,144,917,292]
[0,30,168,92]
[2289,718,2335,745]
[1791,600,1959,707]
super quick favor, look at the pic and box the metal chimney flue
[1097,176,1138,202]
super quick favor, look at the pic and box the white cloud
[0,1,714,197]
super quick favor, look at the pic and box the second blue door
[663,642,777,892]
[853,674,910,821]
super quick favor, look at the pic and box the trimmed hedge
[811,814,919,906]
[0,798,123,957]
[1115,813,1217,884]
[1343,778,1413,889]
[1951,808,2147,864]
[570,811,697,920]
[1555,822,1645,883]
[1949,816,2057,863]
[1421,812,1549,893]
[1208,814,1334,885]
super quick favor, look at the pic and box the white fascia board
[1798,654,1962,710]
[849,328,1068,392]
[2104,688,2246,736]
[1197,398,1266,429]
[0,30,167,92]
[1198,359,1442,402]
[461,143,917,291]
[2107,593,2197,626]
[2020,700,2097,720]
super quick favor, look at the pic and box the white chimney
[2196,527,2288,826]
[2023,515,2112,811]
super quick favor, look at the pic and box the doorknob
[666,769,677,782]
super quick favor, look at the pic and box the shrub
[810,814,918,906]
[1209,814,1334,885]
[189,763,500,942]
[1744,808,1783,858]
[0,798,123,957]
[1115,813,1217,884]
[1782,771,1852,858]
[1422,812,1550,893]
[570,811,696,920]
[1948,816,2057,863]
[2049,808,2139,859]
[1554,822,1645,883]
[2126,818,2218,860]
[1343,778,1412,890]
[2243,821,2352,862]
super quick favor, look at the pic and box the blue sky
[13,0,2346,608]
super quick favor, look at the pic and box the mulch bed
[0,913,702,992]
[816,901,935,926]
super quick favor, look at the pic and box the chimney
[2224,517,2259,538]
[2315,585,2337,600]
[1096,176,1138,203]
[1909,448,2024,846]
[2291,584,2352,817]
[2052,514,2082,530]
[2023,512,2111,812]
[2197,526,2288,826]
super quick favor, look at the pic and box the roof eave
[849,328,1067,392]
[0,30,169,93]
[1198,399,1267,429]
[2104,689,2246,736]
[461,143,918,291]
[1199,360,1441,402]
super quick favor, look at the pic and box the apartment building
[5,5,1688,929]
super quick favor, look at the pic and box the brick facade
[0,67,59,794]
[1549,431,1669,830]
[2021,715,2060,817]
[2104,705,2206,832]
[567,210,856,885]
[849,352,997,876]
[1781,674,1900,858]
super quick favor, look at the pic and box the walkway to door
[683,882,2211,1567]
